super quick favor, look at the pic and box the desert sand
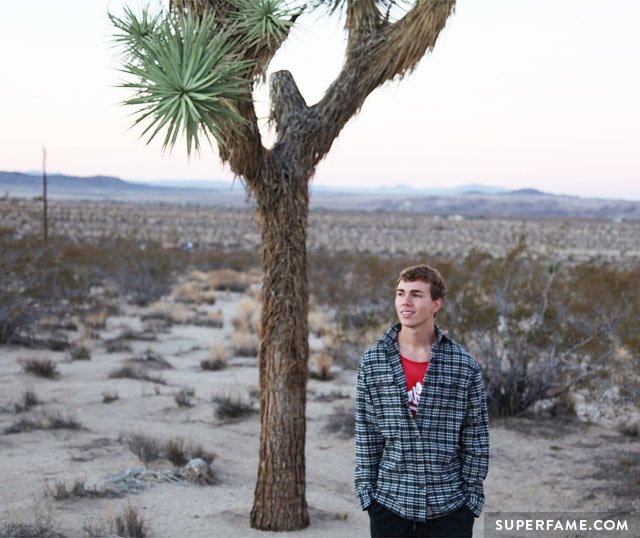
[1,286,638,538]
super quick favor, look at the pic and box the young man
[355,264,489,538]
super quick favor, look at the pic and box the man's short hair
[396,264,447,300]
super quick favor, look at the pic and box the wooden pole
[42,146,48,244]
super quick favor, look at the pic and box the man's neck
[398,323,437,350]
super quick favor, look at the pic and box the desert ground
[1,199,639,537]
[1,277,639,538]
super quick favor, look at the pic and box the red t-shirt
[401,355,429,415]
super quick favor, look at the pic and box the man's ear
[433,297,444,315]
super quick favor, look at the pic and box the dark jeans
[368,500,475,538]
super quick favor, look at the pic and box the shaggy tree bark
[168,0,456,531]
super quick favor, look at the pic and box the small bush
[21,357,59,379]
[213,394,255,421]
[108,365,166,385]
[68,337,92,360]
[4,412,82,434]
[104,338,132,353]
[14,388,41,413]
[324,408,355,439]
[46,478,118,500]
[231,331,259,357]
[110,504,148,538]
[102,391,119,404]
[201,343,227,371]
[164,436,215,467]
[309,352,333,381]
[125,432,162,465]
[174,388,195,408]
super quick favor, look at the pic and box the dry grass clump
[123,432,216,471]
[85,309,109,330]
[172,279,216,305]
[46,478,118,500]
[324,407,355,439]
[309,351,334,381]
[68,336,92,360]
[20,357,59,379]
[102,391,119,404]
[232,296,260,334]
[108,364,166,385]
[108,504,148,538]
[124,432,163,464]
[104,337,133,353]
[230,332,259,357]
[142,300,191,325]
[201,342,228,371]
[209,268,255,292]
[0,506,64,538]
[193,309,224,328]
[4,411,83,435]
[14,388,41,413]
[213,393,255,421]
[308,308,333,337]
[164,436,215,467]
[174,387,195,408]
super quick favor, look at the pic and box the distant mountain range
[2,171,638,220]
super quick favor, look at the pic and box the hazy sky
[1,0,639,200]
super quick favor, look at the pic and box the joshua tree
[111,0,455,531]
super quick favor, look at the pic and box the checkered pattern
[355,323,489,521]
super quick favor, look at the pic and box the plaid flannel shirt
[354,323,489,521]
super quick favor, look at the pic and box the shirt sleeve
[460,364,490,516]
[354,356,384,510]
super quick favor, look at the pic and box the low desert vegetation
[102,391,119,404]
[46,478,118,500]
[103,504,148,538]
[174,387,195,408]
[20,357,59,379]
[309,351,333,381]
[201,342,228,371]
[68,336,92,360]
[213,393,255,421]
[0,506,63,538]
[230,331,259,357]
[123,431,215,470]
[14,388,41,413]
[4,412,82,435]
[324,407,356,439]
[108,364,166,385]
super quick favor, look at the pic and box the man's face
[395,279,443,329]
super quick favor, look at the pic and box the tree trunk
[249,168,310,531]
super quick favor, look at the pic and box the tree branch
[306,0,455,168]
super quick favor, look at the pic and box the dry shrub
[125,432,163,464]
[0,504,63,538]
[194,309,224,328]
[165,436,215,467]
[108,365,166,385]
[46,478,117,500]
[172,280,216,305]
[213,393,255,421]
[4,412,82,434]
[104,337,132,353]
[324,407,355,439]
[85,310,109,330]
[201,343,227,371]
[309,351,333,381]
[110,504,148,538]
[21,357,59,379]
[14,388,41,413]
[182,457,218,485]
[231,331,259,357]
[69,336,92,360]
[209,268,254,292]
[309,309,333,337]
[102,391,119,404]
[232,296,260,334]
[174,387,195,408]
